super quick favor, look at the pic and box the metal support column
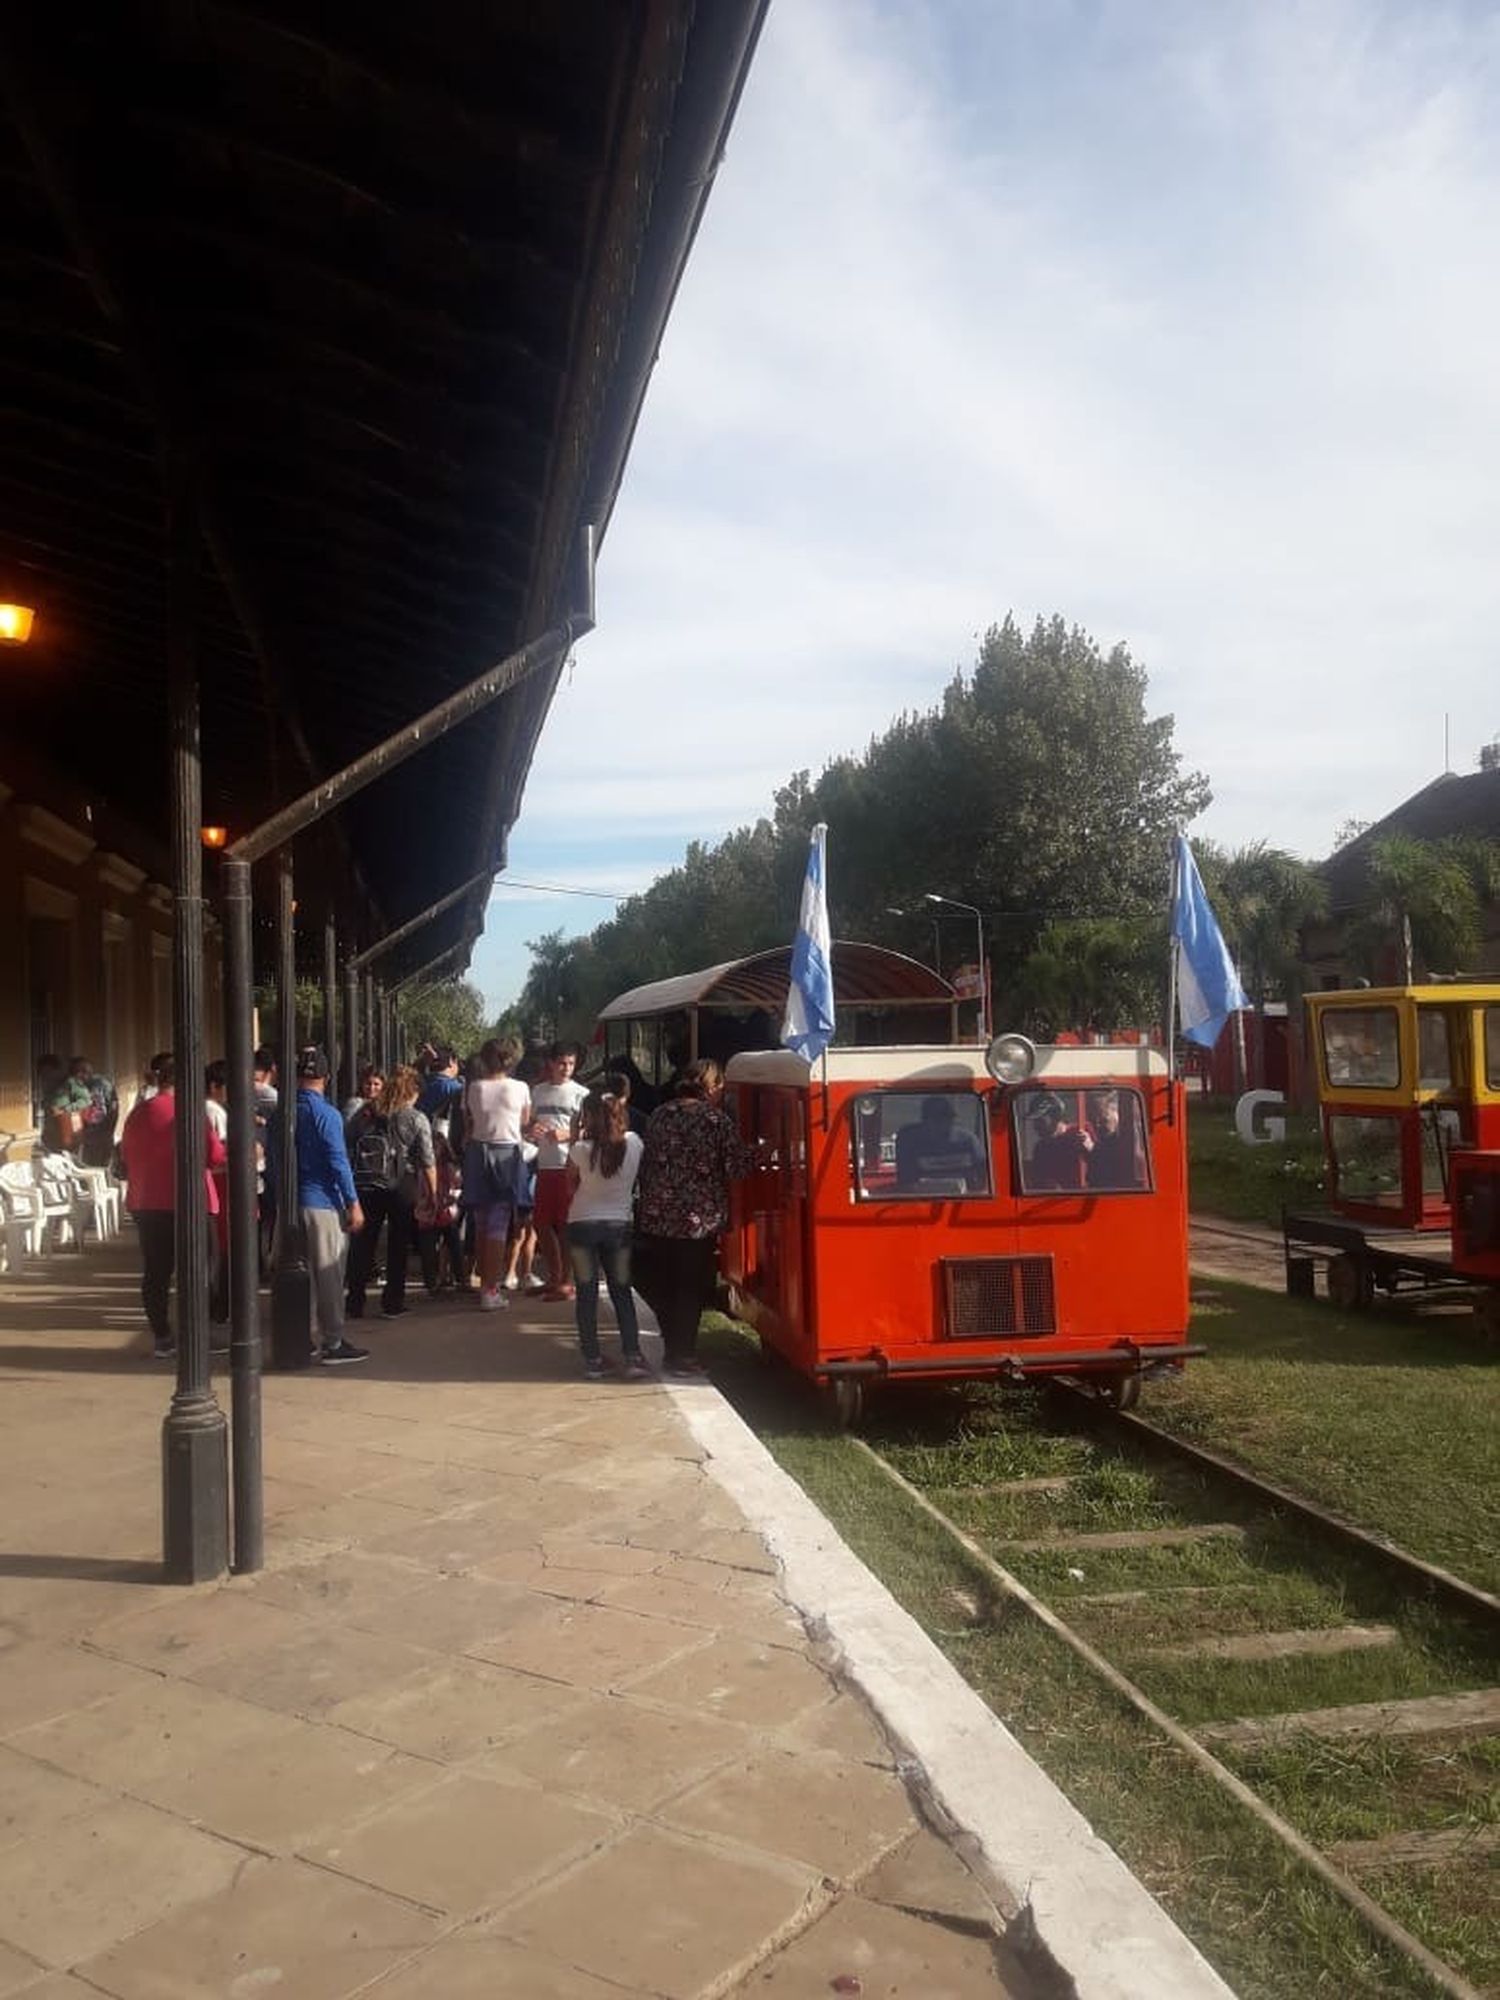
[362,974,375,1074]
[222,854,261,1571]
[322,914,338,1091]
[270,850,311,1368]
[342,960,359,1105]
[161,485,229,1583]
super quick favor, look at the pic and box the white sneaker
[502,1274,519,1290]
[479,1286,508,1311]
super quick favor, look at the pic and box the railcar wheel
[1097,1370,1141,1412]
[820,1377,866,1430]
[1326,1253,1371,1312]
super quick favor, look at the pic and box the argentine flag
[1171,835,1249,1048]
[782,823,836,1063]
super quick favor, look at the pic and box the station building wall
[0,773,223,1155]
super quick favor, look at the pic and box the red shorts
[532,1167,573,1229]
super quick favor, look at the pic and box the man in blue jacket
[292,1046,368,1365]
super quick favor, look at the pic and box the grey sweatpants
[302,1205,349,1346]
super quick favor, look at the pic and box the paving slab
[0,1243,1229,1999]
[74,1855,443,2000]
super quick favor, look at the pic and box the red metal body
[720,1046,1191,1394]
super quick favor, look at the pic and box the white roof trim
[725,1045,1167,1086]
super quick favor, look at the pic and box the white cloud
[479,0,1500,1011]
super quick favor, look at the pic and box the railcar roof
[1306,984,1500,1007]
[725,1046,1169,1086]
[598,942,954,1020]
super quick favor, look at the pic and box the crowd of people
[95,1034,752,1382]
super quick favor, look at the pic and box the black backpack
[351,1112,402,1191]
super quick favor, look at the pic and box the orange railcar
[720,1042,1196,1423]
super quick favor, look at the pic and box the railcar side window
[1321,1007,1399,1089]
[1486,1007,1500,1090]
[852,1091,991,1201]
[1417,1008,1456,1092]
[1327,1113,1403,1206]
[1013,1087,1152,1195]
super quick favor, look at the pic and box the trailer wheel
[1473,1291,1500,1348]
[1326,1253,1371,1311]
[1098,1370,1142,1412]
[821,1378,866,1430]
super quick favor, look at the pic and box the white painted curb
[652,1344,1235,2000]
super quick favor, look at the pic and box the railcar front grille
[943,1256,1057,1339]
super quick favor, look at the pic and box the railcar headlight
[984,1031,1036,1084]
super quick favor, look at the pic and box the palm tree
[1345,834,1499,982]
[1205,843,1327,1092]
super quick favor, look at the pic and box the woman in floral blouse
[634,1059,753,1379]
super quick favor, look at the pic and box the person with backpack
[344,1064,436,1321]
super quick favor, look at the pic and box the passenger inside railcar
[1085,1090,1148,1190]
[1023,1094,1094,1190]
[893,1095,988,1195]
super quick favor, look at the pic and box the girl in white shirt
[565,1091,648,1379]
[460,1039,530,1310]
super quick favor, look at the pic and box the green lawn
[1154,1277,1500,1596]
[1187,1095,1325,1226]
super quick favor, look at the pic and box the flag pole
[1165,836,1180,1127]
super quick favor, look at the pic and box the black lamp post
[924,893,988,1038]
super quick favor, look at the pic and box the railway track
[852,1389,1500,2000]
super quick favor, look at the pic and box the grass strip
[1152,1277,1500,1595]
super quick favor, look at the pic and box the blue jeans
[566,1220,641,1361]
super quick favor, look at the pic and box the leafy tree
[1010,916,1162,1038]
[395,978,488,1057]
[510,613,1209,1033]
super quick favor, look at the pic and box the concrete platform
[0,1243,1230,1999]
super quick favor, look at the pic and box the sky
[469,0,1500,1014]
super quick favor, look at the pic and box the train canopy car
[720,1039,1194,1423]
[597,943,957,1100]
[1285,983,1500,1325]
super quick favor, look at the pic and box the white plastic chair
[37,1154,100,1246]
[67,1160,121,1241]
[0,1183,43,1271]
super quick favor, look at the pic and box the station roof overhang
[0,2,767,982]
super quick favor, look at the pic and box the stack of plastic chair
[4,1158,79,1249]
[0,1161,65,1258]
[0,1174,44,1273]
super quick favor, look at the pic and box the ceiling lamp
[0,603,36,645]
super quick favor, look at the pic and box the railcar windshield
[852,1091,991,1201]
[1486,1006,1500,1090]
[1321,1006,1400,1090]
[1012,1086,1152,1195]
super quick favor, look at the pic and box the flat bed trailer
[1283,1208,1477,1312]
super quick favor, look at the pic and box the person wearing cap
[894,1095,987,1194]
[1027,1094,1094,1191]
[290,1045,368,1365]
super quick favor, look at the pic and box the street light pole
[924,894,987,1039]
[884,906,941,974]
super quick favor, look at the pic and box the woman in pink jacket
[119,1053,227,1360]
